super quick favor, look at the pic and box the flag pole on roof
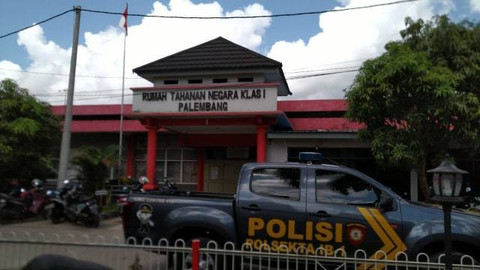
[118,3,128,178]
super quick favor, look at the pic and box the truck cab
[122,153,480,263]
[236,160,405,259]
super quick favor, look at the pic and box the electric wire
[286,69,359,80]
[0,68,142,80]
[36,68,363,103]
[0,8,74,39]
[0,1,417,100]
[285,65,361,74]
[27,67,363,100]
[286,58,371,72]
[0,64,359,79]
[81,0,420,19]
[0,0,420,39]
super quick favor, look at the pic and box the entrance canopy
[128,82,291,134]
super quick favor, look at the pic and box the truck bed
[123,190,237,243]
[135,190,235,200]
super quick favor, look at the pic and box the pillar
[197,148,204,192]
[126,135,136,179]
[144,120,159,190]
[410,168,418,202]
[256,125,268,163]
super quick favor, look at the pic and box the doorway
[204,160,246,193]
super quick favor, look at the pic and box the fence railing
[0,231,479,270]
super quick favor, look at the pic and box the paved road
[0,217,170,270]
[0,216,124,240]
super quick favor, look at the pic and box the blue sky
[0,0,332,67]
[0,0,479,104]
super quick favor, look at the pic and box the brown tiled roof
[133,37,282,73]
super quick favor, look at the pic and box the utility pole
[57,6,81,188]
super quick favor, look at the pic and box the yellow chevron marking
[357,207,392,270]
[356,208,407,270]
[370,208,407,258]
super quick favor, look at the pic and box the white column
[410,168,418,202]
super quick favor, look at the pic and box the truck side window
[315,170,380,206]
[251,168,301,200]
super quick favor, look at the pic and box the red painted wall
[50,99,362,133]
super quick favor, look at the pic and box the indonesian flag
[119,4,128,35]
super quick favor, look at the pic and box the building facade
[52,37,479,200]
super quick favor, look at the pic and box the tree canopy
[71,145,118,192]
[0,79,61,188]
[345,16,480,201]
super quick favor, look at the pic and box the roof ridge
[133,36,281,74]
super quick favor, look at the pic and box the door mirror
[379,193,395,212]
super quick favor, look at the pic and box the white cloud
[7,0,271,105]
[0,60,22,81]
[470,0,480,13]
[268,0,454,100]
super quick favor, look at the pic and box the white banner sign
[132,86,277,113]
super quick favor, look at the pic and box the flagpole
[118,18,127,177]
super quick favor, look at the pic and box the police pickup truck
[121,153,480,264]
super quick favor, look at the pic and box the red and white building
[51,37,479,201]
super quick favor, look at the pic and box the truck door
[237,165,308,254]
[305,166,405,260]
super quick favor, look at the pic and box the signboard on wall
[132,86,278,113]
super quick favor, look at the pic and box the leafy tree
[0,79,60,189]
[71,145,118,192]
[346,16,480,201]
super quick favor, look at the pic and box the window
[188,79,203,84]
[164,80,178,85]
[134,147,197,184]
[212,78,228,83]
[238,77,253,83]
[251,168,301,200]
[315,170,380,206]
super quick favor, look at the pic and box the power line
[82,0,419,19]
[1,61,362,80]
[285,65,361,75]
[34,69,361,102]
[0,68,143,80]
[0,0,421,40]
[0,9,74,39]
[286,58,371,72]
[286,69,359,80]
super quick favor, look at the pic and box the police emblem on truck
[136,204,155,233]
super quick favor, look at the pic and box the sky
[0,0,479,105]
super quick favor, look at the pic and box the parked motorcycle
[0,179,50,224]
[47,180,100,228]
[161,177,178,193]
[117,176,178,212]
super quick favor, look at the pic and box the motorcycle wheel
[49,208,63,224]
[87,214,100,228]
[0,208,6,225]
[42,211,48,220]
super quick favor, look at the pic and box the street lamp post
[427,159,468,270]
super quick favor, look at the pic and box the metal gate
[0,231,478,270]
